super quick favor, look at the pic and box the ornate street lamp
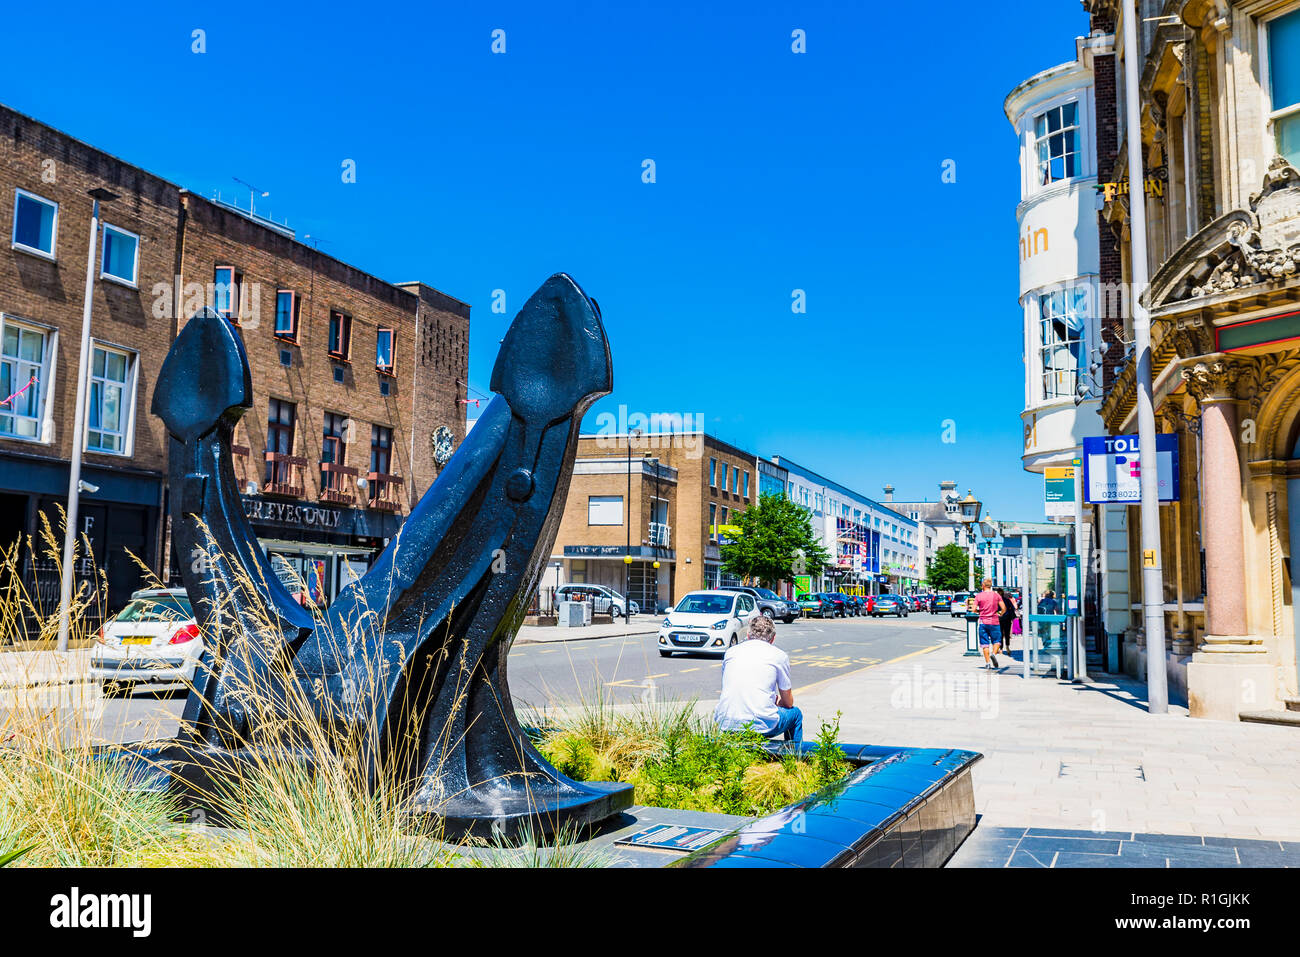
[957,490,982,655]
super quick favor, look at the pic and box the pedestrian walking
[996,587,1018,653]
[1037,590,1058,615]
[973,578,1006,670]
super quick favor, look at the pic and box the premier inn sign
[242,496,344,529]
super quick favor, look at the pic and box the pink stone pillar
[1199,395,1247,636]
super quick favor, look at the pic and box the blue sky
[5,0,1090,519]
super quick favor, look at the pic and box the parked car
[658,590,758,657]
[719,585,799,624]
[871,594,909,618]
[797,592,833,618]
[820,592,848,618]
[90,588,202,695]
[931,594,952,614]
[951,593,970,617]
[834,593,863,617]
[554,584,640,618]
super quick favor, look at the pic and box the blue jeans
[767,706,803,743]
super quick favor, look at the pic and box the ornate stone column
[1181,356,1273,719]
[1182,358,1248,636]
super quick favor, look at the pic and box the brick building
[0,105,182,616]
[548,431,759,612]
[0,103,468,619]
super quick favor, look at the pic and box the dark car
[871,594,908,618]
[832,592,862,617]
[719,585,799,624]
[819,592,848,618]
[931,594,952,614]
[797,592,833,618]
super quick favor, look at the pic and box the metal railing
[367,471,404,513]
[320,462,358,505]
[264,451,307,498]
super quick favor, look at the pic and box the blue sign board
[1081,434,1179,504]
[615,824,726,851]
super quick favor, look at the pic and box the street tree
[720,492,829,587]
[926,542,969,591]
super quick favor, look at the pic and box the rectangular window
[376,327,394,373]
[100,224,139,286]
[710,503,717,541]
[709,458,716,487]
[1034,101,1080,185]
[12,189,57,259]
[721,463,729,491]
[743,471,750,498]
[370,424,392,475]
[328,310,352,360]
[274,290,299,339]
[87,344,134,454]
[1269,8,1300,167]
[213,266,243,323]
[1038,286,1088,399]
[0,317,50,440]
[588,494,623,525]
[264,398,296,486]
[321,412,348,490]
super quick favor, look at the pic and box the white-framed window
[1037,286,1088,400]
[86,342,136,454]
[11,189,58,260]
[100,224,140,286]
[0,315,53,441]
[213,266,243,323]
[587,495,623,526]
[1265,7,1300,167]
[1034,101,1080,185]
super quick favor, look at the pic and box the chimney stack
[883,484,894,503]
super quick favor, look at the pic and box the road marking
[680,668,699,673]
[604,673,669,687]
[794,642,947,696]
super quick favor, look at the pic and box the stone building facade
[1090,0,1300,718]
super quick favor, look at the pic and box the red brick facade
[0,102,469,614]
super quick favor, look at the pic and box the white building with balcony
[1004,35,1106,479]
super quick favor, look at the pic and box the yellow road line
[604,673,669,687]
[680,668,699,673]
[794,642,947,697]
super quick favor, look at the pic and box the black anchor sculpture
[138,273,633,838]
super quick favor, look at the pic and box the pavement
[0,647,92,689]
[794,622,1300,866]
[515,615,660,644]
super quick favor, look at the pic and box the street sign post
[1044,466,1076,519]
[1082,434,1179,504]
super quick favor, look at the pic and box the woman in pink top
[973,578,1006,670]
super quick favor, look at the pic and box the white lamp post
[56,187,118,653]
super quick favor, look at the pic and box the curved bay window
[1034,101,1079,186]
[1038,286,1087,400]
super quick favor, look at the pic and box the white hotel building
[1004,33,1109,628]
[1005,35,1106,478]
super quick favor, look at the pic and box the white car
[657,590,758,657]
[554,583,640,617]
[90,588,203,694]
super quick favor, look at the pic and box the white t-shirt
[713,639,793,735]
